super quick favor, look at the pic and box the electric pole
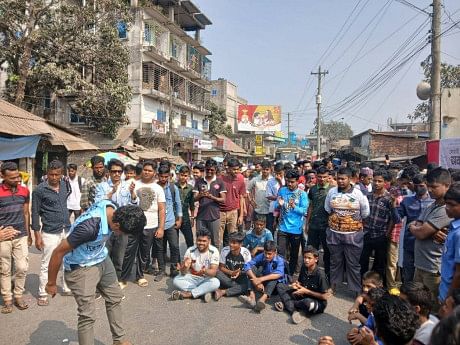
[430,0,441,140]
[311,66,328,159]
[287,112,291,145]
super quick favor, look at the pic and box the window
[70,108,85,124]
[202,119,209,132]
[211,89,218,96]
[157,110,166,122]
[180,114,187,127]
[192,120,198,129]
[118,21,127,39]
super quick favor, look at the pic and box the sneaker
[203,293,212,303]
[61,289,72,296]
[170,290,182,301]
[238,295,256,309]
[291,311,304,324]
[389,288,400,296]
[154,271,165,282]
[119,281,128,290]
[254,300,266,313]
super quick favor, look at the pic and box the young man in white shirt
[66,163,84,221]
[171,229,220,302]
[120,160,166,288]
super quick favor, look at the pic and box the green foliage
[0,0,133,138]
[206,102,233,137]
[312,119,353,142]
[408,57,460,122]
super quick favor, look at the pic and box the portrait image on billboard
[237,105,281,132]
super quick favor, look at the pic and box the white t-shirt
[67,176,85,210]
[414,314,439,345]
[219,246,252,268]
[135,180,166,229]
[184,245,220,275]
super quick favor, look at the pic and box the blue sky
[193,0,460,136]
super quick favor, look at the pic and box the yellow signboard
[255,135,263,146]
[255,146,264,155]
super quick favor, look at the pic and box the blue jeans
[173,274,220,298]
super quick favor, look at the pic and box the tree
[206,102,233,137]
[312,119,353,143]
[0,0,132,137]
[408,56,460,122]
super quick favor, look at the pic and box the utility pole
[430,0,441,140]
[168,87,174,154]
[311,66,328,158]
[287,112,291,145]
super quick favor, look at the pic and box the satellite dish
[416,82,431,100]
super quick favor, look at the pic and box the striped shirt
[0,183,29,237]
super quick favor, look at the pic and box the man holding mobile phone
[0,161,31,314]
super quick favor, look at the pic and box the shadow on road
[289,312,351,345]
[26,320,105,345]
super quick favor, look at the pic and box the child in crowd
[439,182,460,304]
[348,271,384,321]
[399,282,438,345]
[347,288,386,345]
[275,246,330,324]
[214,233,251,301]
[243,215,273,257]
[440,288,460,319]
[239,241,287,313]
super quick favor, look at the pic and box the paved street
[1,244,358,345]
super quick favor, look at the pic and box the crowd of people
[1,154,460,345]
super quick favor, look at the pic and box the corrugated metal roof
[0,99,98,151]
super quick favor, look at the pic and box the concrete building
[441,88,460,139]
[210,78,247,132]
[126,0,213,161]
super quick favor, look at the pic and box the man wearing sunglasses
[95,159,138,280]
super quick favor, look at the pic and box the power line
[395,0,431,15]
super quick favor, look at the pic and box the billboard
[237,105,281,132]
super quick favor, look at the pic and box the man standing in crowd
[220,158,246,246]
[274,169,308,275]
[247,160,271,224]
[46,201,146,345]
[266,162,285,234]
[95,159,137,281]
[0,161,31,313]
[194,159,226,247]
[176,165,195,249]
[325,167,370,295]
[32,160,72,306]
[121,160,165,287]
[356,167,373,197]
[157,163,182,277]
[306,166,332,282]
[80,155,106,211]
[66,163,84,221]
[359,169,400,281]
[399,174,433,283]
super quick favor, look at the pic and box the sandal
[37,296,49,306]
[14,297,29,310]
[1,301,13,314]
[137,278,148,287]
[170,290,182,301]
[274,301,284,312]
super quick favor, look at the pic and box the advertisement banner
[439,138,460,169]
[152,120,166,134]
[237,105,281,132]
[193,139,213,150]
[255,146,264,155]
[255,135,263,146]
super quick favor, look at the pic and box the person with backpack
[156,163,182,278]
[66,163,85,221]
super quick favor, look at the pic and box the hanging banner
[255,146,264,155]
[255,135,263,146]
[440,138,460,169]
[237,105,281,132]
[0,135,40,160]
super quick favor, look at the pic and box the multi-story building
[210,78,247,132]
[126,0,213,161]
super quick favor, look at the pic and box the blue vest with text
[63,200,115,270]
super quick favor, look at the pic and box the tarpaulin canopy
[0,135,40,160]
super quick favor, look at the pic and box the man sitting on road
[171,229,220,302]
[214,232,252,301]
[239,240,287,313]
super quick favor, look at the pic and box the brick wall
[67,150,98,178]
[370,134,425,158]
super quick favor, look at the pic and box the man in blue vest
[45,200,146,345]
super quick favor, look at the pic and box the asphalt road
[1,245,358,345]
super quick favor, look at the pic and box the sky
[192,0,460,136]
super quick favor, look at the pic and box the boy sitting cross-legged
[239,240,287,313]
[275,246,331,324]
